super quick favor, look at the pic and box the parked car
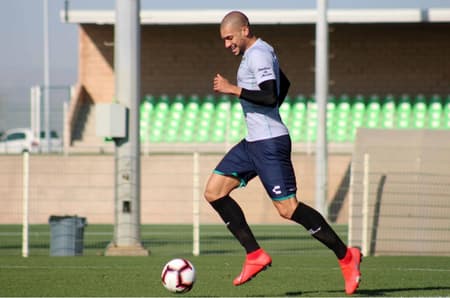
[0,128,39,153]
[0,128,62,154]
[39,130,63,152]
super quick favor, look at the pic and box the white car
[0,128,62,154]
[39,130,63,153]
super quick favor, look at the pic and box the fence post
[192,152,200,256]
[362,153,370,256]
[22,152,29,258]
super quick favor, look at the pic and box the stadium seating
[137,93,450,144]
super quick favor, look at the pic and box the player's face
[220,24,248,56]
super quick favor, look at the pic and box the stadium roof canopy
[61,8,450,25]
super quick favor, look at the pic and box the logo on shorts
[272,185,282,195]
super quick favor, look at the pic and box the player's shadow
[285,286,450,296]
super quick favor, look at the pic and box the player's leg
[253,135,361,294]
[272,197,349,260]
[204,173,259,253]
[205,141,271,286]
[205,173,271,286]
[274,198,362,294]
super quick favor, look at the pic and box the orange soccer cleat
[233,248,272,286]
[339,247,362,295]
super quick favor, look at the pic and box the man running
[204,10,362,295]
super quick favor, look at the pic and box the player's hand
[213,74,240,96]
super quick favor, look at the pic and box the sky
[1,0,450,131]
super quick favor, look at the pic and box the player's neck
[244,36,258,52]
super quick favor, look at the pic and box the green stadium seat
[339,94,351,103]
[197,117,212,133]
[188,93,200,102]
[306,97,318,117]
[138,93,450,143]
[143,94,155,102]
[326,95,337,131]
[230,117,244,132]
[382,94,396,113]
[173,93,186,103]
[342,94,356,142]
[443,97,450,126]
[164,127,178,142]
[427,94,443,129]
[140,126,150,143]
[139,97,155,142]
[291,95,307,127]
[365,96,381,128]
[351,96,366,133]
[149,126,164,142]
[279,100,291,124]
[228,127,244,142]
[212,117,227,133]
[293,94,307,107]
[157,94,170,103]
[200,95,216,119]
[380,94,396,129]
[442,112,450,129]
[412,95,427,113]
[195,125,210,142]
[294,94,307,103]
[155,95,170,114]
[217,97,231,111]
[337,95,351,114]
[395,94,412,128]
[330,116,350,142]
[211,128,225,143]
[179,128,195,142]
[305,120,317,142]
[331,127,349,142]
[414,94,426,106]
[290,127,303,142]
[412,94,427,125]
[179,99,198,143]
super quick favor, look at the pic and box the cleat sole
[234,262,272,286]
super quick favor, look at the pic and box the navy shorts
[214,134,297,200]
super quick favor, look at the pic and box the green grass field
[1,255,450,297]
[1,224,450,297]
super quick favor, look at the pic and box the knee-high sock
[291,202,347,259]
[210,195,260,254]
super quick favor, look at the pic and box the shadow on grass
[286,286,450,296]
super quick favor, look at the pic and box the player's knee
[273,197,298,219]
[204,186,224,203]
[277,208,294,220]
[203,188,216,202]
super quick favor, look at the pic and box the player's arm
[213,74,277,107]
[240,79,278,107]
[240,68,290,106]
[277,68,290,105]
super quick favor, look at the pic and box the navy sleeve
[277,68,290,105]
[240,80,278,107]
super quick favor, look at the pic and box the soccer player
[204,11,362,295]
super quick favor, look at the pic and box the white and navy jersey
[237,38,289,142]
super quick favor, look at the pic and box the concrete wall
[350,129,450,256]
[0,153,351,225]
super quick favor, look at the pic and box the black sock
[210,195,260,254]
[291,202,347,259]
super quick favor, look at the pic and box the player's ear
[241,25,250,37]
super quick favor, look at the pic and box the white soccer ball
[161,258,196,293]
